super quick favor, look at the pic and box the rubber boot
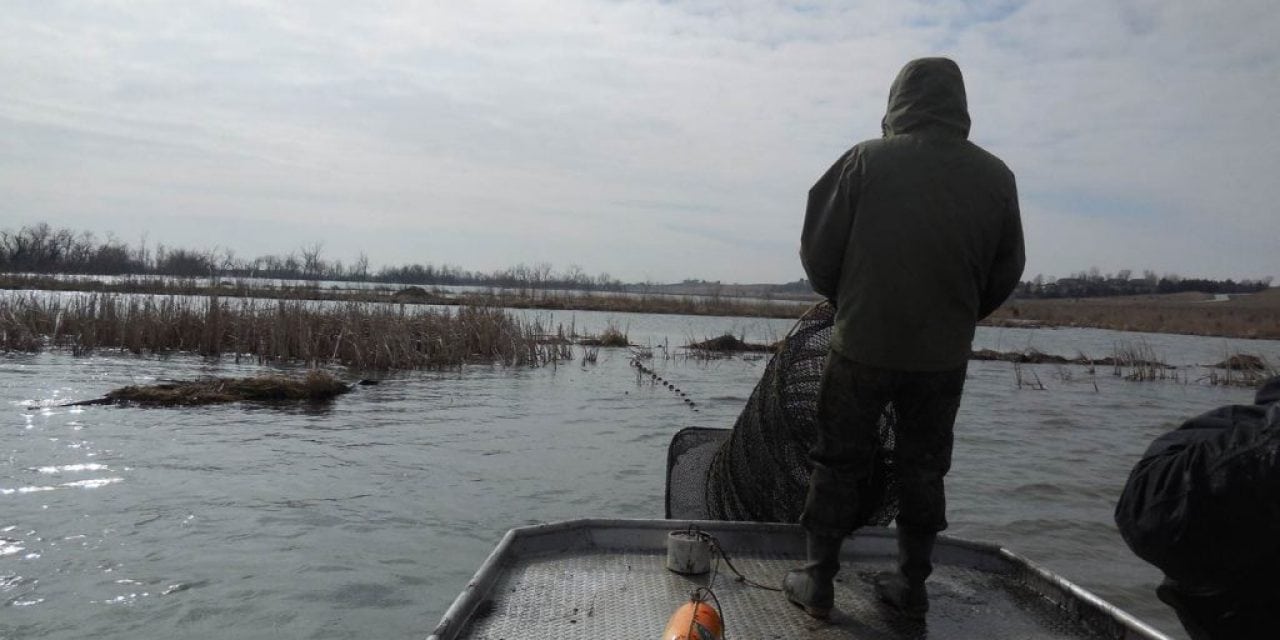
[783,533,843,619]
[875,527,935,620]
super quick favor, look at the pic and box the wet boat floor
[457,548,1111,639]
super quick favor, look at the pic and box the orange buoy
[661,598,723,640]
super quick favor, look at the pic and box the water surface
[3,314,1278,639]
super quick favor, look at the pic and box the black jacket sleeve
[800,148,859,300]
[977,180,1025,319]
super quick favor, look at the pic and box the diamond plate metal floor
[436,520,1167,639]
[458,548,1108,639]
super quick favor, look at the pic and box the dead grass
[992,290,1280,339]
[1012,361,1046,390]
[975,342,1184,388]
[0,292,557,370]
[90,370,351,407]
[1212,354,1267,370]
[579,323,630,347]
[1109,340,1174,381]
[686,333,776,353]
[969,347,1165,371]
[0,273,809,320]
[971,348,1074,364]
[1205,352,1278,387]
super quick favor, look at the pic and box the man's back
[787,58,1025,621]
[801,58,1023,371]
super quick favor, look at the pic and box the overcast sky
[2,1,1277,284]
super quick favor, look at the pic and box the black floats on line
[631,358,698,412]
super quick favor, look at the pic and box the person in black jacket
[1115,375,1280,639]
[785,57,1024,620]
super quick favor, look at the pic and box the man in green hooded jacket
[784,57,1025,620]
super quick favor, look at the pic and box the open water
[3,308,1279,639]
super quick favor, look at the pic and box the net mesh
[666,302,898,526]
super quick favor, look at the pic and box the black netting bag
[666,302,898,526]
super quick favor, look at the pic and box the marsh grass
[686,333,776,353]
[1109,340,1176,381]
[1012,361,1046,390]
[977,344,1176,389]
[994,291,1280,339]
[1205,352,1278,387]
[598,325,630,347]
[971,348,1074,364]
[0,273,809,320]
[973,344,1173,383]
[579,322,629,347]
[0,293,558,370]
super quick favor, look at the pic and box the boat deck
[430,519,1169,640]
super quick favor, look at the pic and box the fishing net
[666,302,898,526]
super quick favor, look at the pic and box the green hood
[881,57,971,138]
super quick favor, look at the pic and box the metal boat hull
[430,518,1170,639]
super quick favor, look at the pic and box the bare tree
[532,262,553,291]
[564,264,588,288]
[353,252,370,281]
[134,232,151,272]
[300,242,324,279]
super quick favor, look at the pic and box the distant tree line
[0,223,625,291]
[4,224,1272,296]
[1016,268,1273,299]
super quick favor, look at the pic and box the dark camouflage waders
[800,350,966,537]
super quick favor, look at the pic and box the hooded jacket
[1115,377,1280,591]
[801,58,1024,370]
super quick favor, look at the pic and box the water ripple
[3,333,1267,639]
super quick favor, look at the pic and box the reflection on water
[0,478,123,496]
[2,316,1278,639]
[36,464,109,474]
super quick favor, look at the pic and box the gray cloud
[1,1,1276,282]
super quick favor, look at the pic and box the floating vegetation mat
[578,324,630,347]
[1212,354,1268,371]
[60,371,355,408]
[969,347,1170,370]
[1205,353,1277,387]
[686,333,776,353]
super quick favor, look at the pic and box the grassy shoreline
[989,289,1280,340]
[3,273,1278,341]
[0,273,813,320]
[0,293,578,370]
[3,290,1276,388]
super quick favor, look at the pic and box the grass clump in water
[686,333,775,353]
[92,370,352,407]
[1205,352,1277,387]
[579,323,629,347]
[1110,340,1174,381]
